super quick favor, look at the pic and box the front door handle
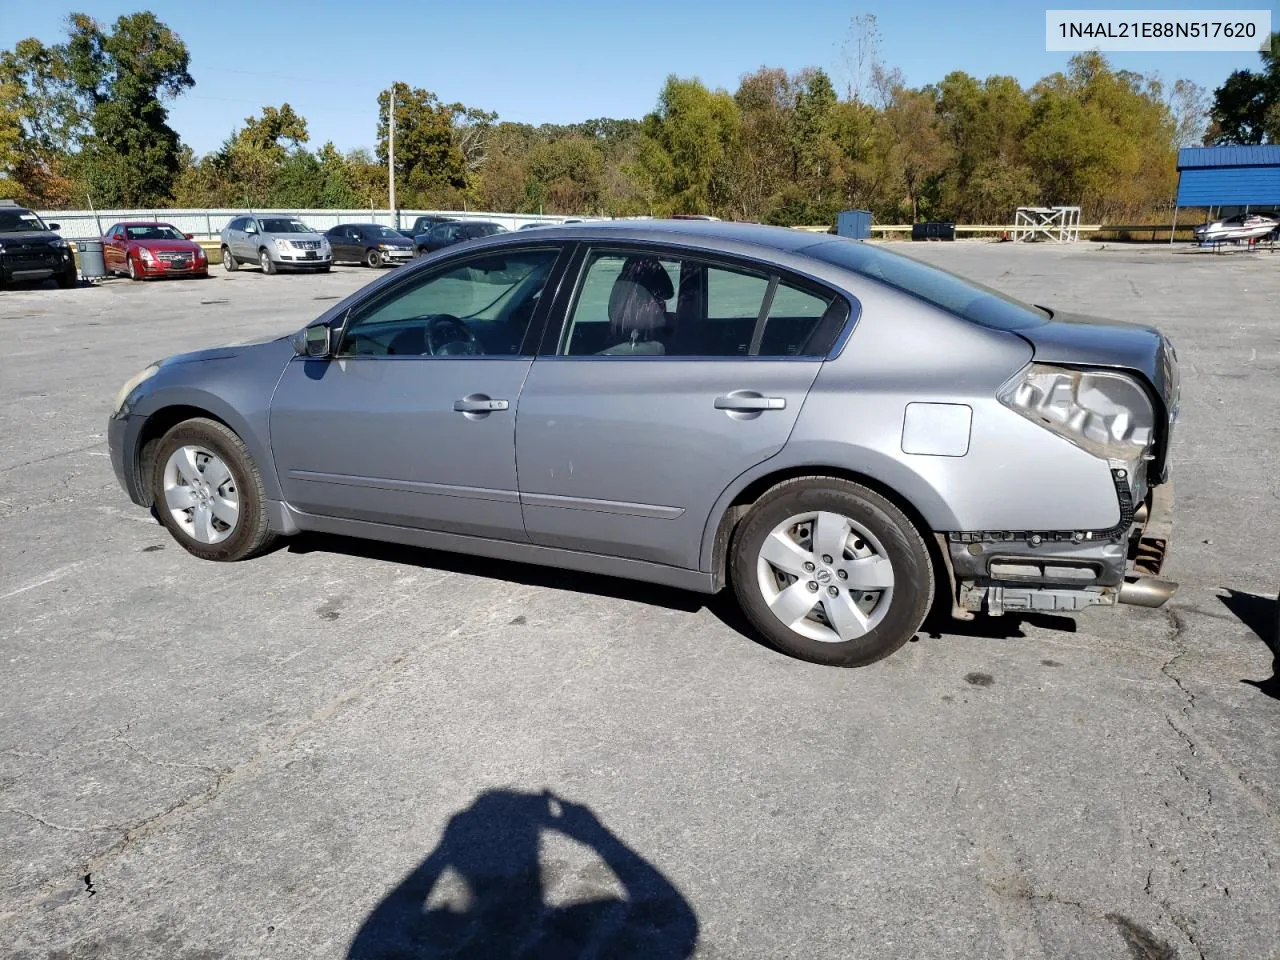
[714,394,786,411]
[453,395,509,413]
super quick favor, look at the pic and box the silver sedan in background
[109,221,1178,667]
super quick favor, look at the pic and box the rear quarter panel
[699,279,1123,571]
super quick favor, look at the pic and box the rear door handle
[453,396,509,413]
[714,395,786,411]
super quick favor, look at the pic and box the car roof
[501,218,830,252]
[119,220,176,227]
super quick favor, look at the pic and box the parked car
[416,219,508,254]
[400,214,455,240]
[107,221,1179,668]
[103,221,209,280]
[219,215,331,275]
[325,223,416,267]
[0,199,76,288]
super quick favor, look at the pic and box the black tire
[56,265,78,289]
[730,477,934,667]
[222,246,238,272]
[365,248,382,268]
[259,249,277,275]
[318,265,331,273]
[150,417,278,562]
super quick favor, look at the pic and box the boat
[1192,213,1279,243]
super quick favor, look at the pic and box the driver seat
[600,257,674,355]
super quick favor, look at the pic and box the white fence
[33,208,592,240]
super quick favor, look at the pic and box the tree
[1207,31,1279,143]
[63,12,194,206]
[0,36,83,203]
[873,67,951,221]
[640,76,741,215]
[524,136,604,213]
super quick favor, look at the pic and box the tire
[318,265,331,273]
[365,249,382,268]
[730,477,934,667]
[150,417,278,562]
[128,257,140,281]
[259,249,277,275]
[56,265,78,289]
[222,247,238,272]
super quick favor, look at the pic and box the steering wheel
[425,314,482,356]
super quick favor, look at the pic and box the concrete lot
[1,243,1278,959]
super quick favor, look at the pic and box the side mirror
[297,324,333,358]
[47,222,60,230]
[184,233,194,240]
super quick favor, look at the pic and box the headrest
[608,279,668,334]
[618,257,674,300]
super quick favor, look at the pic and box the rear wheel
[365,248,382,268]
[730,477,933,667]
[151,417,277,562]
[259,249,276,275]
[222,246,237,271]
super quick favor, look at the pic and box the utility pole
[388,85,397,229]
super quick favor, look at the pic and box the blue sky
[1,0,1275,155]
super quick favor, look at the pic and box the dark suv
[0,200,77,288]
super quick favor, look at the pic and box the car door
[269,243,568,538]
[515,243,852,571]
[238,218,260,260]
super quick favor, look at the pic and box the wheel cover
[162,445,239,544]
[222,249,233,271]
[260,251,270,270]
[756,510,895,643]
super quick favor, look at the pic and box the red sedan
[103,221,209,280]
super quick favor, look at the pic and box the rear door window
[558,249,848,358]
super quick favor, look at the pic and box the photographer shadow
[347,789,698,960]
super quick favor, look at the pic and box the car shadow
[346,789,698,959]
[287,532,1079,649]
[1219,589,1280,700]
[287,531,761,642]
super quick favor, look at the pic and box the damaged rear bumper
[946,477,1175,616]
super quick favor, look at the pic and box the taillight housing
[998,364,1155,462]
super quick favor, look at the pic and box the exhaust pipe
[1119,576,1178,608]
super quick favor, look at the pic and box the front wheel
[259,249,277,275]
[150,418,277,562]
[365,249,382,268]
[128,257,140,281]
[730,477,933,667]
[56,265,78,288]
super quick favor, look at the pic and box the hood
[264,232,325,243]
[379,234,414,247]
[131,238,202,252]
[161,334,292,367]
[0,229,62,245]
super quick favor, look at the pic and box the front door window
[338,249,560,358]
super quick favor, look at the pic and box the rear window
[809,240,1047,331]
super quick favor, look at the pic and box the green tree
[377,83,468,207]
[63,12,194,206]
[642,75,741,215]
[524,136,604,213]
[1207,32,1279,143]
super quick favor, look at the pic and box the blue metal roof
[1175,146,1280,206]
[1177,145,1280,170]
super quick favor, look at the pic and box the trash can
[77,238,107,279]
[911,221,956,242]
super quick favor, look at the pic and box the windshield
[810,240,1048,330]
[261,218,312,234]
[374,226,404,240]
[126,225,186,241]
[0,209,48,233]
